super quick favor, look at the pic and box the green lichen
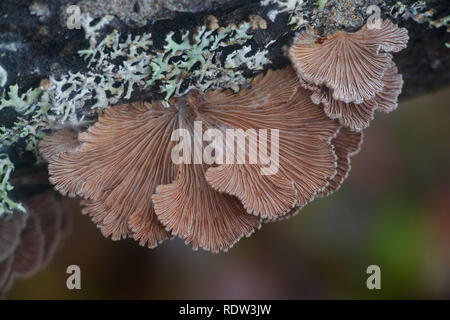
[0,82,52,215]
[147,22,267,102]
[0,83,45,156]
[0,84,42,114]
[317,0,328,12]
[76,14,270,112]
[0,154,25,217]
[1,120,46,157]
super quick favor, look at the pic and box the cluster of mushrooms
[39,20,408,253]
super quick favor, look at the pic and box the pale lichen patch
[0,155,26,217]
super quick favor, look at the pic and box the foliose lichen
[146,21,270,102]
[0,154,26,217]
[0,84,42,114]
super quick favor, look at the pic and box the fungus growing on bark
[41,100,260,252]
[43,102,179,247]
[288,19,408,130]
[39,128,80,162]
[40,66,362,252]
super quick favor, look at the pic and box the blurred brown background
[6,86,450,299]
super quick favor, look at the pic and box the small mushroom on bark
[309,63,404,130]
[288,19,408,131]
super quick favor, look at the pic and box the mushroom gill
[319,127,363,197]
[39,128,80,162]
[152,162,260,252]
[42,102,178,248]
[203,68,339,219]
[288,19,408,131]
[40,66,358,252]
[310,63,403,131]
[40,97,262,252]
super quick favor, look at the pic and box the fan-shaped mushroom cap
[319,127,363,197]
[147,109,262,253]
[41,65,370,251]
[203,68,339,219]
[39,128,80,162]
[310,63,403,131]
[40,101,177,248]
[0,212,27,292]
[265,126,364,224]
[40,66,343,251]
[364,19,409,53]
[42,102,263,252]
[289,20,408,104]
[374,64,403,113]
[153,163,261,253]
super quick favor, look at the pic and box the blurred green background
[6,86,450,299]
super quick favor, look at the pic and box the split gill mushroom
[39,66,364,252]
[288,19,408,131]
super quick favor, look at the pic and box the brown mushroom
[39,128,80,162]
[40,66,346,252]
[289,20,408,104]
[372,64,403,114]
[265,126,364,224]
[319,127,363,197]
[41,100,263,251]
[288,20,408,131]
[9,213,45,277]
[153,162,261,252]
[204,68,339,219]
[43,101,178,247]
[0,211,26,262]
[309,62,403,130]
[0,256,13,293]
